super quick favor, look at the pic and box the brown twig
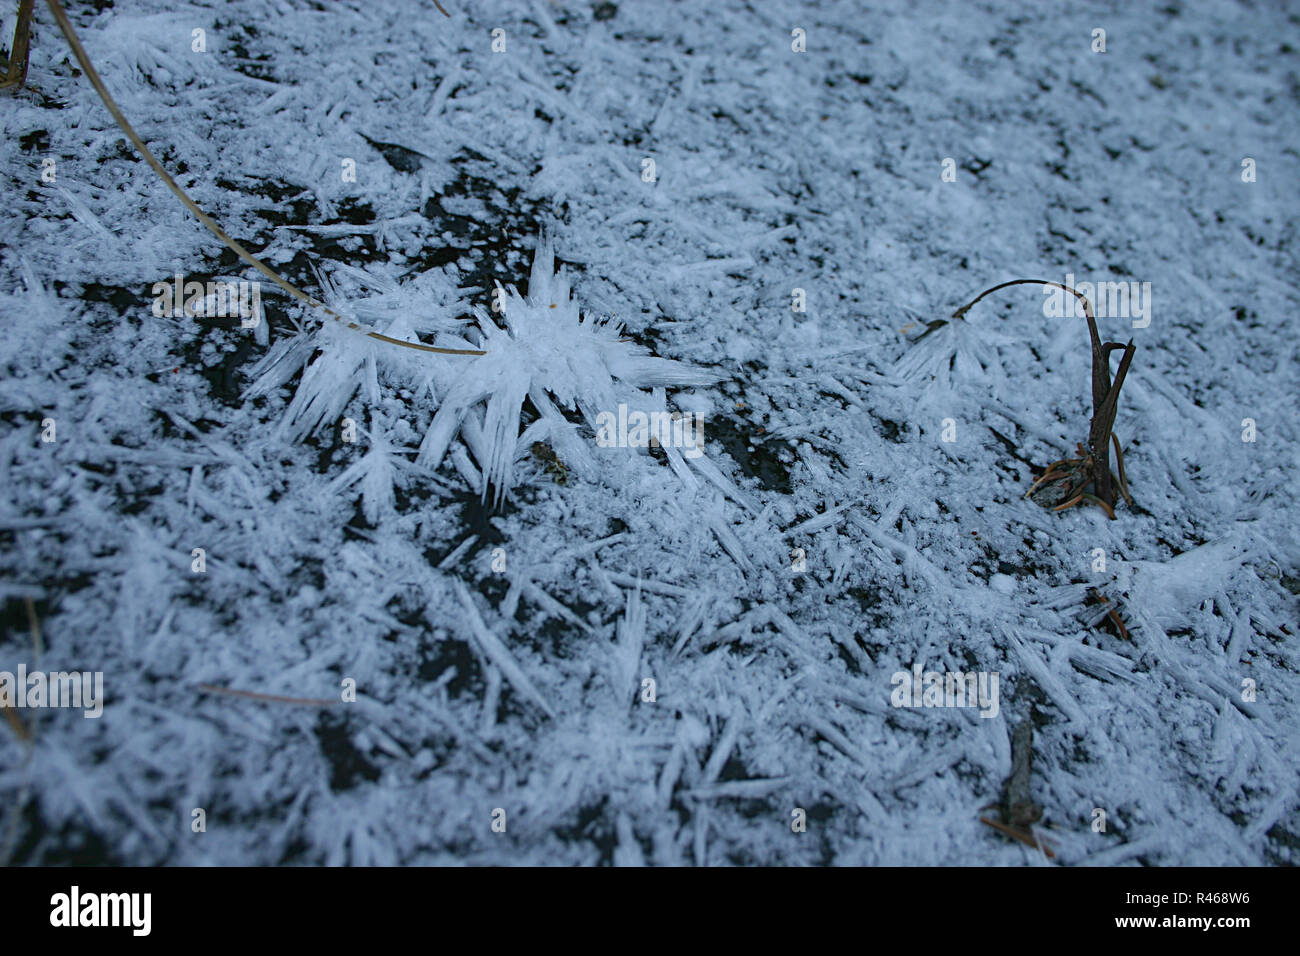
[0,0,35,90]
[1,598,43,743]
[1,701,30,741]
[23,596,42,657]
[979,816,1056,858]
[1086,589,1131,641]
[980,719,1056,858]
[196,684,339,707]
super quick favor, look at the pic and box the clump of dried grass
[950,278,1136,518]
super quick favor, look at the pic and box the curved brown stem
[951,278,1095,325]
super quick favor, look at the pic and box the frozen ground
[0,0,1297,865]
